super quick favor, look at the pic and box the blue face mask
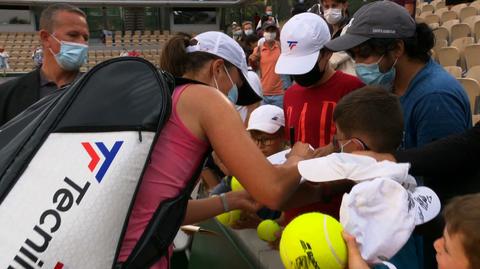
[355,55,397,90]
[213,65,239,104]
[50,34,88,71]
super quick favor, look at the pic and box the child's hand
[342,231,371,269]
[268,227,283,250]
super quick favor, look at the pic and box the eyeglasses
[332,135,369,153]
[252,136,277,147]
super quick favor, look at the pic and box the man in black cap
[325,2,471,269]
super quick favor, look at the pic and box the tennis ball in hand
[216,212,231,226]
[230,177,244,192]
[257,219,281,242]
[216,210,242,226]
[279,212,347,269]
[229,209,241,225]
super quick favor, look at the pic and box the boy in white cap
[275,11,364,225]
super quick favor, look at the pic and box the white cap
[298,153,417,190]
[275,12,331,75]
[340,178,441,264]
[186,31,262,106]
[247,105,285,134]
[246,70,263,98]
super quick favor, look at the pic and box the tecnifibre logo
[8,141,123,269]
[82,141,123,183]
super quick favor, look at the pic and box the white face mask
[324,8,343,25]
[244,29,254,36]
[264,32,276,41]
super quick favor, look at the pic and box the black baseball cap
[325,1,416,52]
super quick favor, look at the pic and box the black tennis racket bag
[0,57,201,268]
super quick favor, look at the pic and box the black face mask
[292,62,324,87]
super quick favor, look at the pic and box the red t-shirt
[283,70,364,224]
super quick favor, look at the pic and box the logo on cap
[287,40,298,50]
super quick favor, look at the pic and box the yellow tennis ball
[215,212,231,226]
[229,209,242,225]
[230,177,244,192]
[279,212,347,269]
[257,219,281,242]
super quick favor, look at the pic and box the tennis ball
[230,177,244,192]
[229,209,242,225]
[279,212,347,269]
[216,212,231,226]
[257,219,281,242]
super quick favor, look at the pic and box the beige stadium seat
[473,114,480,124]
[422,4,435,13]
[463,15,480,38]
[444,65,463,77]
[470,1,480,11]
[425,14,441,24]
[459,6,477,21]
[458,77,480,113]
[441,10,458,23]
[433,26,449,41]
[451,36,474,69]
[466,65,480,82]
[451,3,469,15]
[435,7,449,16]
[433,38,448,61]
[450,23,471,41]
[464,44,480,69]
[442,19,460,33]
[438,46,460,66]
[436,1,447,10]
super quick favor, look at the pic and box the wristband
[219,193,230,212]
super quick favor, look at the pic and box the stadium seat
[466,65,480,82]
[433,26,450,42]
[435,1,447,10]
[438,46,460,66]
[425,14,441,24]
[464,44,480,69]
[458,77,480,113]
[422,4,435,13]
[451,3,469,15]
[450,23,471,41]
[470,1,480,11]
[444,65,463,77]
[441,10,458,23]
[459,6,477,21]
[433,39,448,62]
[451,36,474,69]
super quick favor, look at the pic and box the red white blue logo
[82,141,123,183]
[287,40,298,50]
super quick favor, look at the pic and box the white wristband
[219,193,230,212]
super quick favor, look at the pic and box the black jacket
[0,68,42,126]
[395,122,480,203]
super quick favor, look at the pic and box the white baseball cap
[340,178,441,264]
[186,31,262,106]
[298,153,417,190]
[275,12,331,75]
[247,105,285,134]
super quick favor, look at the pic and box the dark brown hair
[40,3,86,32]
[333,86,403,152]
[159,33,233,77]
[444,193,480,269]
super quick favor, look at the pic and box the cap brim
[411,186,441,225]
[237,69,262,106]
[324,33,371,52]
[275,50,320,75]
[246,123,281,134]
[298,154,376,183]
